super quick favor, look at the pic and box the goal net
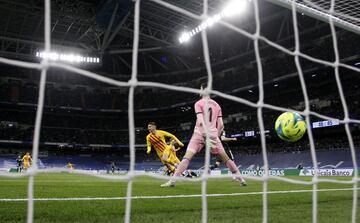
[0,0,359,223]
[268,0,360,34]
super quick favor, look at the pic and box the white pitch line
[0,187,358,202]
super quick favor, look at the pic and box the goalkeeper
[161,84,247,187]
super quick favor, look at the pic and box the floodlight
[206,18,215,27]
[178,0,250,44]
[36,51,100,64]
[222,0,248,17]
[179,32,191,44]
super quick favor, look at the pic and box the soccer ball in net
[275,112,307,142]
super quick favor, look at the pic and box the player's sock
[169,164,175,173]
[209,162,220,170]
[225,160,246,183]
[164,163,174,173]
[173,158,190,178]
[161,158,190,187]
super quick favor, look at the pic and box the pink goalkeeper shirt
[194,98,222,136]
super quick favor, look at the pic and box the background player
[146,122,184,174]
[110,161,116,174]
[16,155,22,172]
[66,162,74,170]
[161,84,247,187]
[22,152,32,171]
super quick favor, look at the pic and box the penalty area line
[0,187,358,202]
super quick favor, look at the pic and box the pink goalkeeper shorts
[187,132,224,155]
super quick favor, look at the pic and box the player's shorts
[23,162,30,169]
[157,150,170,165]
[187,132,224,155]
[168,152,180,165]
[163,146,171,157]
[162,146,180,165]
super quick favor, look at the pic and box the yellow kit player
[146,122,183,173]
[22,152,32,170]
[66,162,74,170]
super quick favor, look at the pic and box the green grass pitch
[0,173,358,223]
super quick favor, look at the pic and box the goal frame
[267,0,360,35]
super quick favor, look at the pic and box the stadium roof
[0,0,228,58]
[0,0,358,76]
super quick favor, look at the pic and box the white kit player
[161,84,247,187]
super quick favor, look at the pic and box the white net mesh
[270,0,360,34]
[0,0,359,223]
[304,0,360,25]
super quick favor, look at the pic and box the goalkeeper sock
[225,160,245,183]
[173,158,190,178]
